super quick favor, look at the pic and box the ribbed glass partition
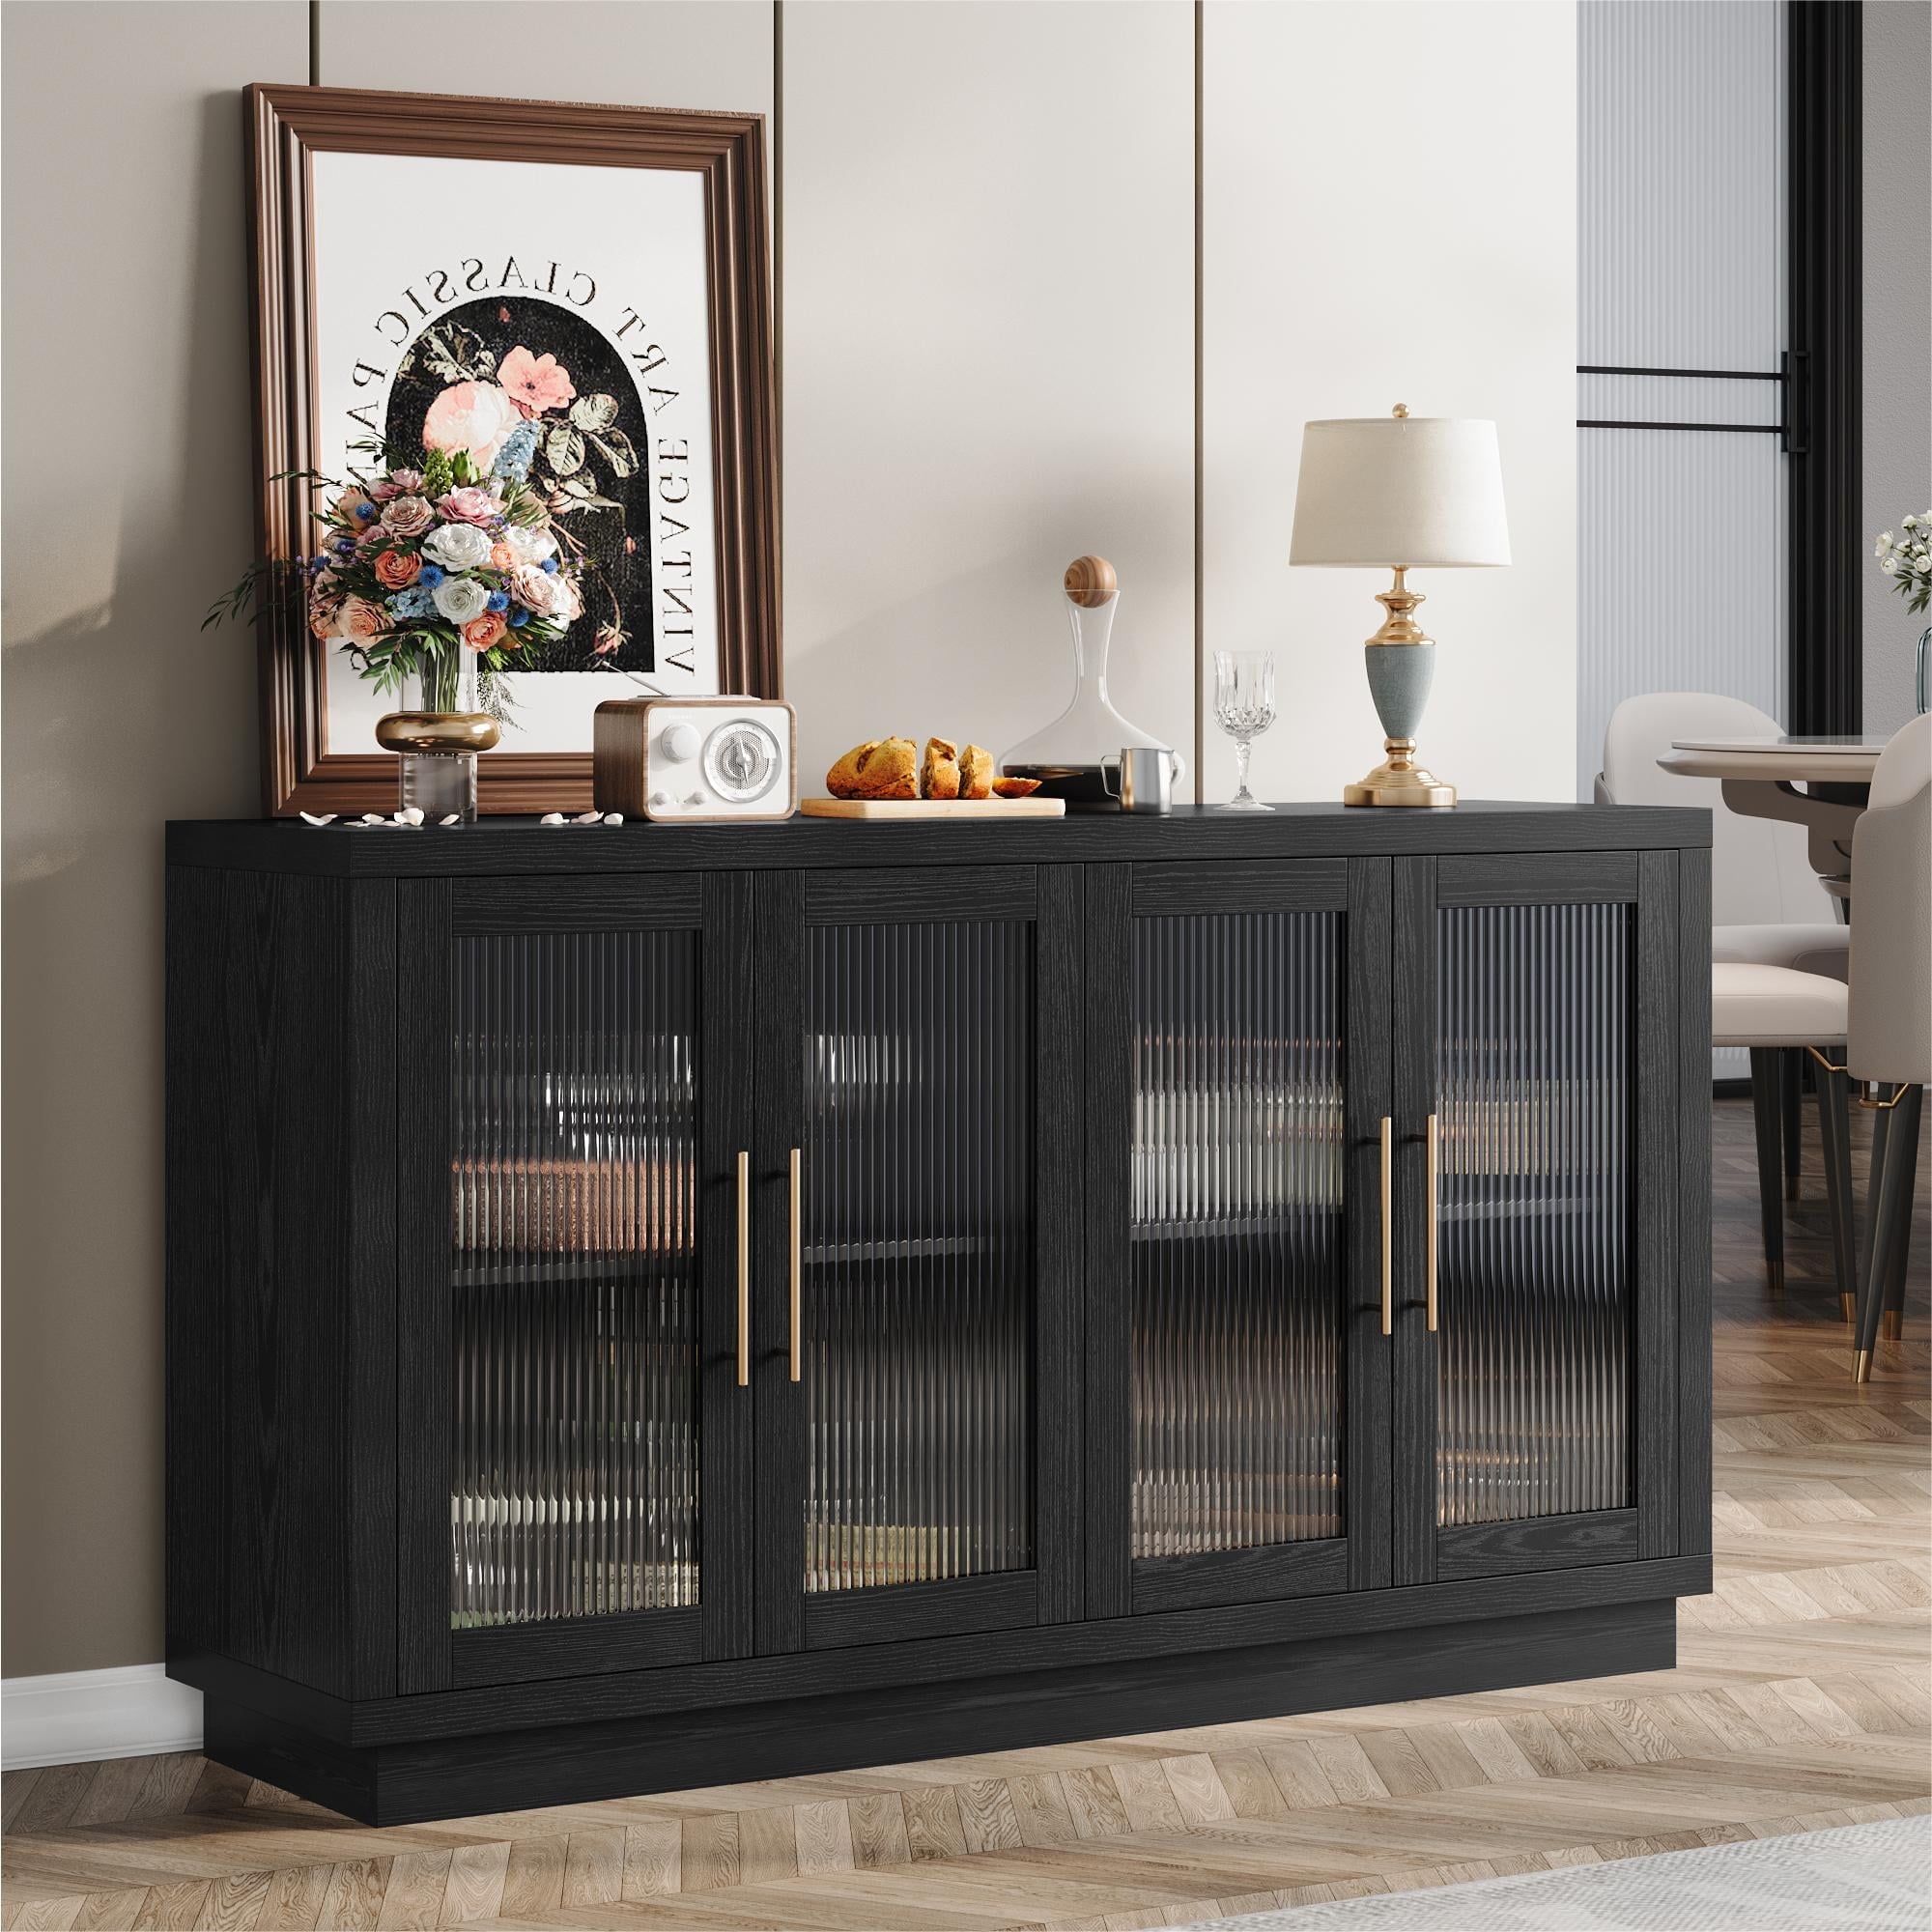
[1435,903,1634,1526]
[802,921,1035,1592]
[449,930,699,1628]
[1131,913,1345,1558]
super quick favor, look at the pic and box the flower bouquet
[1873,514,1932,714]
[212,438,588,818]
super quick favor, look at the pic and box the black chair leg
[1881,1090,1920,1343]
[1781,1048,1804,1201]
[1855,1086,1922,1381]
[1815,1061,1857,1321]
[1749,1048,1785,1293]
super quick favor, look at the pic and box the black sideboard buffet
[164,804,1713,1825]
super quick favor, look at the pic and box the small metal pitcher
[1101,746,1179,814]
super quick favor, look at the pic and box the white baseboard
[2,1664,203,1770]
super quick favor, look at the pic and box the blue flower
[386,586,437,619]
[541,556,558,574]
[486,591,510,612]
[491,421,541,483]
[508,607,530,628]
[307,555,327,575]
[334,538,356,556]
[418,563,445,589]
[354,502,378,522]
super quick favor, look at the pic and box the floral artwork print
[385,297,654,674]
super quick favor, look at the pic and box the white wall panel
[317,1,773,125]
[1203,0,1577,809]
[781,0,1194,793]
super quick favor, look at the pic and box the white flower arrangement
[1874,513,1932,615]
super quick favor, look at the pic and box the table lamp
[1289,406,1510,807]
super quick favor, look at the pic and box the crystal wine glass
[1213,651,1276,811]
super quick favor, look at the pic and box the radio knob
[683,791,706,809]
[661,722,701,762]
[648,790,672,810]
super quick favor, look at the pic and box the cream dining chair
[1843,714,1932,1381]
[1600,694,1851,1292]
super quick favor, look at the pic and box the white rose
[1881,557,1900,575]
[503,524,558,566]
[422,522,495,571]
[432,577,492,624]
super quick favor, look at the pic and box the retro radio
[592,696,797,823]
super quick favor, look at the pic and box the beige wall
[1,0,1580,1683]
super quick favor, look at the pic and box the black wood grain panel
[805,865,1037,923]
[164,867,230,1670]
[1635,851,1680,1561]
[1131,1539,1348,1614]
[1131,859,1349,916]
[452,1608,702,1689]
[296,1552,1709,1747]
[1346,859,1394,1594]
[1436,1509,1640,1580]
[1677,848,1715,1555]
[206,1599,1678,1824]
[166,803,1713,881]
[1390,858,1437,1588]
[805,1572,1042,1650]
[348,879,398,1699]
[1036,867,1085,1626]
[449,873,699,933]
[1436,851,1640,905]
[703,870,761,1664]
[1081,865,1134,1620]
[395,880,452,1694]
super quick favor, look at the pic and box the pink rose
[309,599,341,640]
[389,469,423,493]
[461,612,507,653]
[421,381,519,467]
[436,485,501,526]
[336,595,387,642]
[381,495,434,539]
[509,561,563,618]
[497,345,576,417]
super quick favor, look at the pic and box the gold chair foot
[1840,1293,1857,1323]
[1854,1349,1873,1384]
[1881,1311,1903,1342]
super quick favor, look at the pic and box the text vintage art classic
[246,85,780,816]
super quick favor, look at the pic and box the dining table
[1657,732,1894,899]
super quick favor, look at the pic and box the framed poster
[246,85,779,816]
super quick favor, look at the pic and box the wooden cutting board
[800,796,1066,820]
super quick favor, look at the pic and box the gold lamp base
[1343,738,1457,809]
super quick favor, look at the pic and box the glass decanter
[1000,554,1179,808]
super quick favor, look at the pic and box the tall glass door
[753,867,1083,1653]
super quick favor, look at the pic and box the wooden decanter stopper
[1064,554,1119,608]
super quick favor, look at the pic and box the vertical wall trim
[1192,0,1205,801]
[1787,0,1863,735]
[774,0,784,598]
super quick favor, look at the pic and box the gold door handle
[1426,1112,1439,1334]
[735,1151,750,1388]
[787,1147,802,1383]
[1379,1116,1393,1337]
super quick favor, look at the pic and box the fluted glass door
[1088,860,1389,1617]
[754,867,1082,1653]
[1406,853,1679,1585]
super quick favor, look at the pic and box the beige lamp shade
[1290,414,1510,568]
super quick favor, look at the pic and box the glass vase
[372,652,497,824]
[1000,584,1179,809]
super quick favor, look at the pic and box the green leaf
[570,392,620,433]
[589,429,638,479]
[545,426,586,476]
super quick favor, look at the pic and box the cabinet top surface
[167,802,1710,876]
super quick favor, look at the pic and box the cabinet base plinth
[200,1597,1675,1827]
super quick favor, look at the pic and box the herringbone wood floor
[5,1099,1927,1932]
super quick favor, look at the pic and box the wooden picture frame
[245,84,780,817]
